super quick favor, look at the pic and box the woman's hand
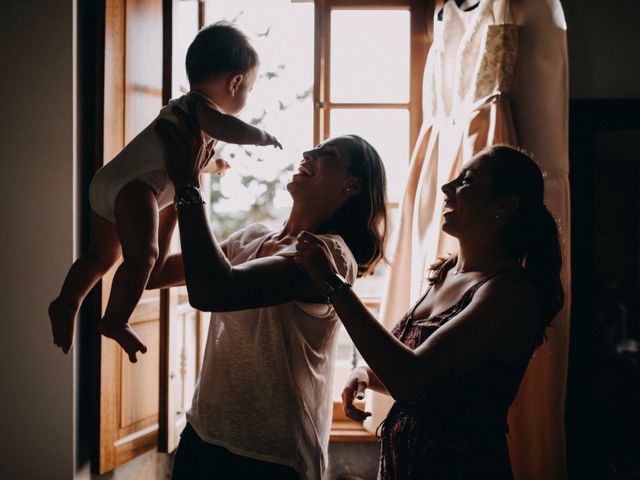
[155,104,216,189]
[342,367,372,421]
[294,231,339,292]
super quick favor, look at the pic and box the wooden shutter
[97,0,164,472]
[159,287,208,453]
[155,0,206,454]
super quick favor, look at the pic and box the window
[314,0,429,435]
[204,0,315,239]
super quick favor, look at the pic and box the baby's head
[186,22,259,114]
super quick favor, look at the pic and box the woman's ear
[345,179,362,197]
[227,73,244,96]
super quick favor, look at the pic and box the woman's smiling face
[440,154,502,238]
[287,136,361,206]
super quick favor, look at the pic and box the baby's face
[226,67,257,115]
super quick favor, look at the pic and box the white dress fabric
[506,1,571,479]
[89,91,219,222]
[393,0,520,308]
[187,223,358,480]
[371,1,570,479]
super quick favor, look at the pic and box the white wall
[0,1,77,479]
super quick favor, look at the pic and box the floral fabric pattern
[378,275,523,480]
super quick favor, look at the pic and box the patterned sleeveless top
[378,274,529,479]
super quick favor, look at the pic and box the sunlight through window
[204,0,314,238]
[330,10,410,103]
[330,108,409,202]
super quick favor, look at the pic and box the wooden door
[98,0,209,468]
[157,0,205,454]
[97,0,164,472]
[159,286,208,453]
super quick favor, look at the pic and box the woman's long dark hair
[429,146,564,345]
[318,135,389,276]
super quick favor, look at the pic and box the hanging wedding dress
[375,0,520,316]
[369,0,570,478]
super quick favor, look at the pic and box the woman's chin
[441,220,457,237]
[286,180,301,197]
[287,175,311,195]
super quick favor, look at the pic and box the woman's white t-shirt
[187,223,358,480]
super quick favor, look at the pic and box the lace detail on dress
[471,24,519,101]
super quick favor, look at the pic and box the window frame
[314,0,430,204]
[313,0,431,438]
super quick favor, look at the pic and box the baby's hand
[202,158,231,175]
[258,130,283,150]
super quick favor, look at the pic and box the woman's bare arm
[367,366,390,394]
[144,238,232,291]
[328,274,537,402]
[156,104,304,310]
[174,202,321,311]
[294,230,536,401]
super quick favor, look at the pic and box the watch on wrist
[174,185,205,209]
[323,272,352,297]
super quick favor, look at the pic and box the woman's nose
[441,180,454,194]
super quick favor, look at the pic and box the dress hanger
[437,0,482,22]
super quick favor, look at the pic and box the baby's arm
[195,101,282,149]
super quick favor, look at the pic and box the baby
[49,22,280,362]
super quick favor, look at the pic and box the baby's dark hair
[186,22,259,86]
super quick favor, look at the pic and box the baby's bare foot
[49,297,77,354]
[98,317,147,363]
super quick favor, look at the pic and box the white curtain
[365,1,570,479]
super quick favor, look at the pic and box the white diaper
[89,122,174,223]
[89,92,219,223]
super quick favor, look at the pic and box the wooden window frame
[314,0,429,159]
[97,0,166,472]
[313,0,432,439]
[96,0,207,472]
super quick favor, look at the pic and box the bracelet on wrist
[323,272,352,298]
[174,184,205,209]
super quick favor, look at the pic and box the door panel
[158,0,203,454]
[98,0,163,472]
[120,313,161,428]
[99,0,207,467]
[160,287,202,453]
